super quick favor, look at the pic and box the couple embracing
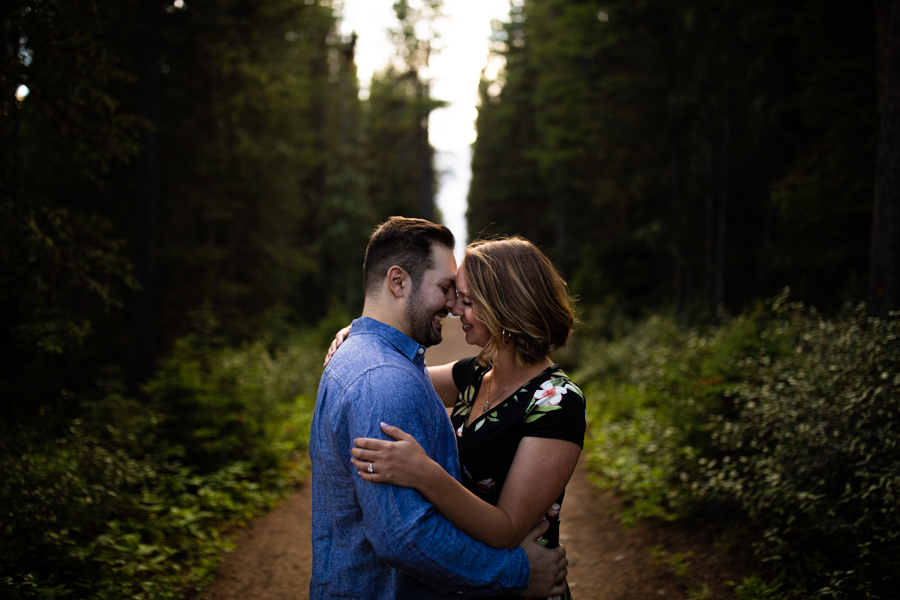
[310,217,585,599]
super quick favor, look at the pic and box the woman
[331,237,584,599]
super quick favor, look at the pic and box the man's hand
[520,519,568,598]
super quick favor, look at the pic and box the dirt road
[202,319,750,599]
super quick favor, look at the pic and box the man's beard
[405,282,444,348]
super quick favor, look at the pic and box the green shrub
[0,331,321,599]
[700,302,900,597]
[579,306,784,521]
[578,295,900,598]
[144,332,320,471]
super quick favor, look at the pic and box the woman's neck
[491,344,550,380]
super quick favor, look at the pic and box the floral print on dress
[534,381,568,407]
[525,376,584,423]
[460,382,476,404]
[449,357,582,600]
[473,411,499,431]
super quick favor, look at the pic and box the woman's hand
[351,423,437,489]
[323,325,352,367]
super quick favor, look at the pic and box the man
[309,217,568,599]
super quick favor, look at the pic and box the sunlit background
[2,1,898,598]
[338,0,510,260]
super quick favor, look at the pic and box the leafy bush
[144,332,320,471]
[0,332,322,599]
[577,294,900,598]
[579,306,783,521]
[700,302,900,597]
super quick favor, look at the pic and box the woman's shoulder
[451,356,488,384]
[527,366,585,407]
[451,356,488,409]
[533,364,581,386]
[522,366,586,444]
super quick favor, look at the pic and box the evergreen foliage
[1,0,441,416]
[0,332,321,598]
[1,0,443,596]
[2,0,896,597]
[469,0,876,315]
[575,295,900,598]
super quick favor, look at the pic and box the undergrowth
[575,292,900,599]
[0,329,324,599]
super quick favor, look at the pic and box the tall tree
[130,0,162,391]
[870,0,900,317]
[1,0,142,416]
[468,4,549,247]
[388,0,443,221]
[362,1,445,227]
[1,0,374,420]
[468,0,877,316]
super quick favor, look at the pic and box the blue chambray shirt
[309,317,531,599]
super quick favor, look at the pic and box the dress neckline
[464,363,558,430]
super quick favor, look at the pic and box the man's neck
[361,297,410,339]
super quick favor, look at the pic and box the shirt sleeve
[346,365,531,596]
[451,356,480,391]
[522,372,586,448]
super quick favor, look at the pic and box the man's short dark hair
[363,217,455,295]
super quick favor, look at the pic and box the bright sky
[337,0,510,260]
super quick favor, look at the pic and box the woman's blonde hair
[462,236,576,367]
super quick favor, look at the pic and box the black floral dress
[450,357,586,600]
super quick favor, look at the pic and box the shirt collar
[351,317,427,363]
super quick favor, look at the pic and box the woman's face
[452,265,492,348]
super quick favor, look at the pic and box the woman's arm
[351,424,581,550]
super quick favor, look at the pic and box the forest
[1,0,898,598]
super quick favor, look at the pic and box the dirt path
[202,320,752,599]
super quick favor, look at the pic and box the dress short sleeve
[451,356,481,392]
[521,369,586,448]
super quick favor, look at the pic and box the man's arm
[347,367,558,596]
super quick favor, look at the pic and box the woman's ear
[386,265,409,298]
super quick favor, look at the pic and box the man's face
[405,244,457,347]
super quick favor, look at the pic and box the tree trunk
[704,107,716,315]
[417,78,434,222]
[671,141,684,316]
[130,0,160,394]
[715,58,730,324]
[869,0,900,317]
